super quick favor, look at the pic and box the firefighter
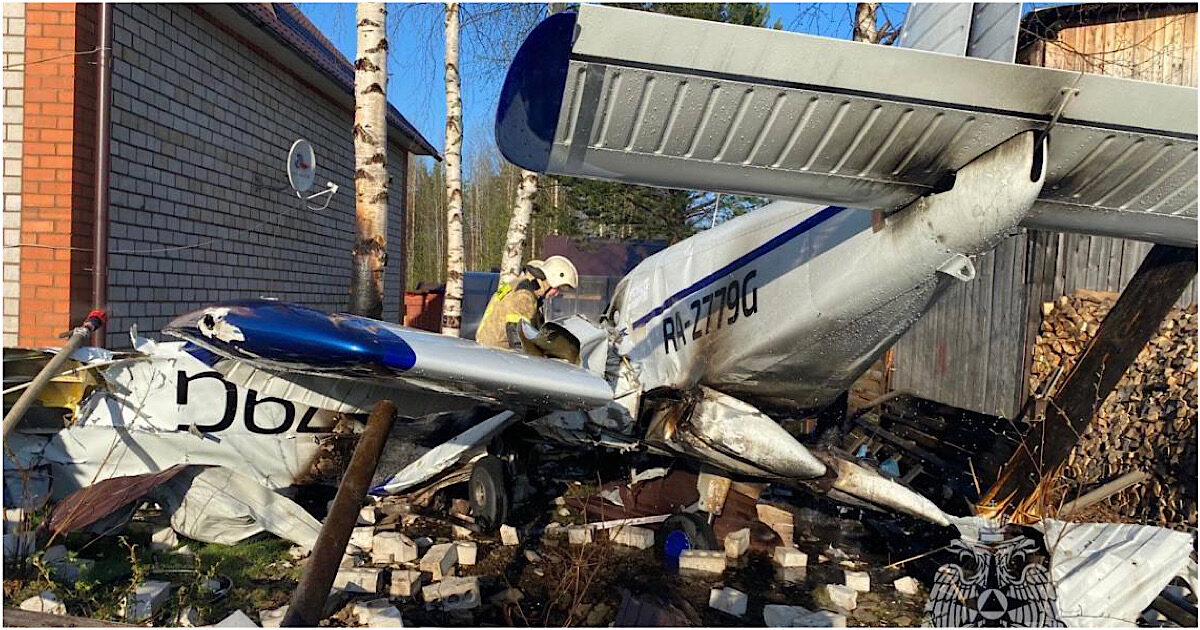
[475,256,579,350]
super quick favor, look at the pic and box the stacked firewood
[1030,290,1198,528]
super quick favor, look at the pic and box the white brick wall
[104,4,409,348]
[2,3,24,346]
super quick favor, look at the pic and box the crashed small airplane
[158,4,1195,529]
[6,4,1196,568]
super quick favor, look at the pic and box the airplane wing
[163,300,614,416]
[496,5,1197,246]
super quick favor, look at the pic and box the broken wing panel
[164,300,614,415]
[496,6,1197,245]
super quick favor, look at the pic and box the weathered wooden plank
[2,609,134,627]
[980,244,1197,520]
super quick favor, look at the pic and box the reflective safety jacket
[475,279,542,349]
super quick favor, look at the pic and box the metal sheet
[898,3,972,56]
[967,3,1021,62]
[496,6,1197,245]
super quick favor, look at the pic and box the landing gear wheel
[469,456,509,532]
[658,512,716,571]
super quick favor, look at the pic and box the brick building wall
[16,3,98,348]
[2,4,24,346]
[102,4,409,348]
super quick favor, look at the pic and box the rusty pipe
[3,310,106,439]
[282,399,396,627]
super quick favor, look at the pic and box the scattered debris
[353,598,405,627]
[756,503,794,546]
[259,605,288,628]
[390,569,426,599]
[350,526,375,552]
[844,570,870,593]
[499,524,521,546]
[894,575,920,596]
[455,540,478,566]
[679,549,726,574]
[19,591,66,615]
[214,610,259,627]
[708,586,747,617]
[420,542,458,581]
[763,604,813,627]
[372,531,418,564]
[150,525,179,550]
[423,576,481,611]
[816,584,858,612]
[774,546,807,568]
[567,525,593,545]
[120,580,172,623]
[724,527,750,558]
[332,566,384,593]
[609,525,654,549]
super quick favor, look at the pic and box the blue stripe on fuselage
[630,205,847,330]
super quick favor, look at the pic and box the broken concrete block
[214,610,259,627]
[353,598,404,627]
[762,604,812,627]
[20,591,66,615]
[774,546,808,567]
[708,586,747,617]
[259,605,288,627]
[567,526,593,545]
[176,605,201,627]
[724,528,751,558]
[697,471,733,515]
[390,569,426,599]
[679,549,727,574]
[121,580,172,622]
[451,498,472,517]
[452,524,473,539]
[756,503,795,547]
[610,525,654,550]
[894,576,919,596]
[358,506,377,525]
[46,553,95,585]
[150,526,179,550]
[815,584,857,612]
[372,531,418,564]
[500,524,521,546]
[544,522,565,537]
[288,546,310,561]
[349,526,375,552]
[524,549,542,563]
[332,566,383,593]
[423,576,481,611]
[844,570,870,593]
[795,609,848,627]
[419,542,458,581]
[456,541,478,566]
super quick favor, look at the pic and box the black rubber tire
[469,456,510,531]
[657,512,717,556]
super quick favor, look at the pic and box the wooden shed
[885,4,1198,419]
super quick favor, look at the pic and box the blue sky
[296,3,911,166]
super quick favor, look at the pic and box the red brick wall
[19,3,96,346]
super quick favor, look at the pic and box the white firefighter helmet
[530,255,579,290]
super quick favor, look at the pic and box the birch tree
[350,2,389,319]
[441,1,465,336]
[853,3,880,43]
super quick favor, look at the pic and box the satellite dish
[287,139,317,193]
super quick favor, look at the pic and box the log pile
[1030,290,1197,528]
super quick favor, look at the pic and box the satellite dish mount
[287,139,338,210]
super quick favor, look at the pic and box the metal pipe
[282,399,397,627]
[92,2,113,347]
[3,310,106,438]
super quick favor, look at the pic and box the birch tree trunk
[499,169,538,284]
[441,1,465,336]
[853,3,880,44]
[350,2,389,319]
